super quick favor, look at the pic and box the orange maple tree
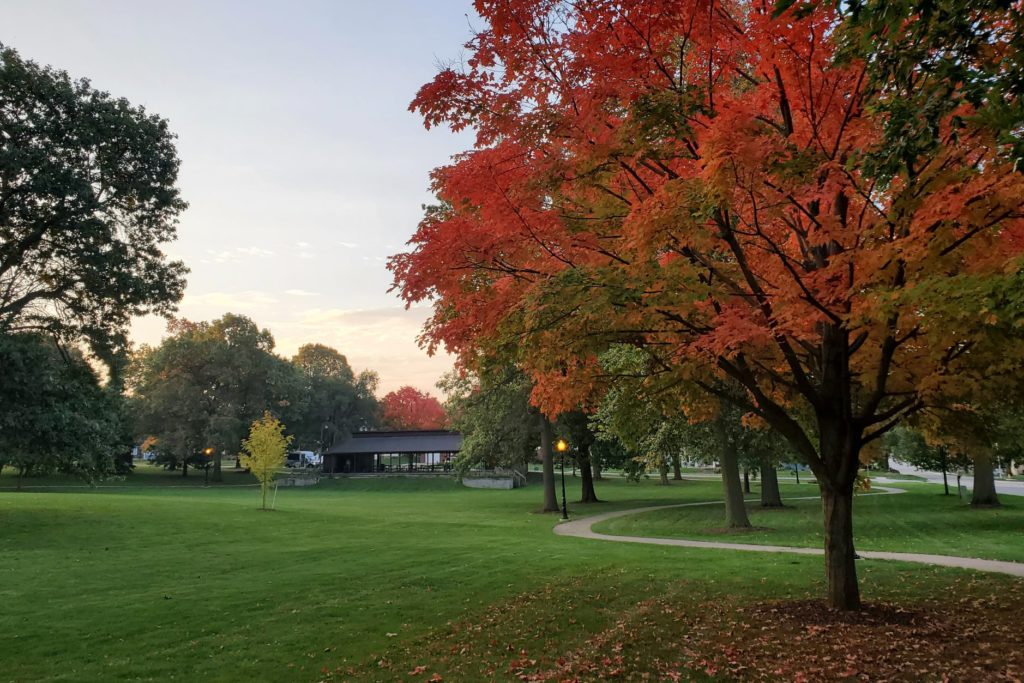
[380,386,448,430]
[390,1,1024,609]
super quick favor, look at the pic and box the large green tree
[0,45,187,356]
[441,367,562,511]
[290,343,379,451]
[129,315,297,479]
[0,333,125,484]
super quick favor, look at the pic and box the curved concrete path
[554,486,1024,578]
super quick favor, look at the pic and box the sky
[3,0,480,395]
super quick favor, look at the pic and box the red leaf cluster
[380,386,448,430]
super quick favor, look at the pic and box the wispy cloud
[285,289,320,297]
[201,246,275,264]
[183,290,279,309]
[273,306,453,393]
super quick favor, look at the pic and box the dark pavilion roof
[324,430,462,456]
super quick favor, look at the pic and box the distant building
[321,430,461,474]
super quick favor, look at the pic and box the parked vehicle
[285,451,321,468]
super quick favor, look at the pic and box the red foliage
[380,386,448,430]
[392,0,1024,452]
[391,0,1024,607]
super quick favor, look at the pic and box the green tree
[441,368,536,471]
[128,314,298,479]
[0,45,187,356]
[884,426,970,496]
[440,367,563,510]
[240,412,292,510]
[290,344,379,451]
[0,333,124,485]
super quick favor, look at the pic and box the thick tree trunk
[821,486,860,610]
[716,418,750,528]
[743,468,751,494]
[659,462,670,485]
[182,460,188,477]
[971,451,1001,507]
[672,454,683,480]
[760,464,783,507]
[592,457,603,481]
[578,446,600,503]
[539,417,559,512]
[213,451,223,483]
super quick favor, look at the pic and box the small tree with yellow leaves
[240,412,292,510]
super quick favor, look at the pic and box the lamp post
[203,447,213,484]
[555,438,569,520]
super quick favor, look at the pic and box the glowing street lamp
[555,439,569,520]
[202,447,214,484]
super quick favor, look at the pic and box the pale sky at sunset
[3,0,478,394]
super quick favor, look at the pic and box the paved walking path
[554,486,1024,578]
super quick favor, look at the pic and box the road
[888,459,1024,498]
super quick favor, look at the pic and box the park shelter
[321,430,461,474]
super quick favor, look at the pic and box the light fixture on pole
[555,438,569,520]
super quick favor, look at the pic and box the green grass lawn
[594,480,1024,562]
[1,471,1022,681]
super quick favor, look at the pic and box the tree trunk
[261,482,267,510]
[971,451,1001,507]
[539,417,559,512]
[760,464,783,507]
[942,468,949,496]
[592,458,603,481]
[743,468,751,494]
[821,485,860,610]
[213,451,223,482]
[716,418,750,528]
[578,446,600,503]
[672,454,683,480]
[182,460,188,477]
[659,462,670,485]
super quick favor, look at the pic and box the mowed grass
[0,471,1022,682]
[595,479,1024,562]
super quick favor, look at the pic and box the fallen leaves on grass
[316,573,1024,682]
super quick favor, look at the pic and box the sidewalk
[554,486,1024,578]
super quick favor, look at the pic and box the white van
[285,451,321,468]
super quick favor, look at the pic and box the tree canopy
[290,343,379,451]
[0,332,126,482]
[128,314,296,478]
[441,367,537,473]
[0,45,187,356]
[391,0,1024,609]
[380,385,447,430]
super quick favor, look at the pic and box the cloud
[336,241,359,249]
[201,246,275,264]
[272,306,453,394]
[285,289,320,297]
[181,290,279,310]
